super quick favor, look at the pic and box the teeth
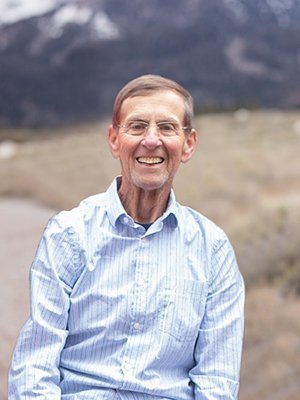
[137,157,163,165]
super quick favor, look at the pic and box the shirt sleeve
[8,215,83,399]
[189,233,245,399]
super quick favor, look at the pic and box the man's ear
[181,129,197,163]
[108,124,120,158]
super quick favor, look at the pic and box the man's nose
[141,126,162,149]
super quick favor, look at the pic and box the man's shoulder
[177,204,227,242]
[51,192,107,231]
[79,192,107,209]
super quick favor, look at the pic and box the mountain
[0,0,300,127]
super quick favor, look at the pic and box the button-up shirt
[9,177,244,400]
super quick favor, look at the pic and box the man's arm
[8,216,82,399]
[189,234,245,399]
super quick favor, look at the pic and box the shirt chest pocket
[159,279,207,343]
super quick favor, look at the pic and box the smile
[136,157,164,165]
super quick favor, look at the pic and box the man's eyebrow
[126,117,148,122]
[126,116,179,123]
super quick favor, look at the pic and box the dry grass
[1,110,300,399]
[242,286,300,400]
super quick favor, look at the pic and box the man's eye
[129,122,147,131]
[158,123,178,135]
[159,123,175,131]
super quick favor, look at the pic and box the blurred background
[0,1,300,399]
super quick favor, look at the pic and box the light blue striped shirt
[9,177,244,400]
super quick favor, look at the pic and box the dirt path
[0,198,56,400]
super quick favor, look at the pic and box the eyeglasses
[117,120,190,137]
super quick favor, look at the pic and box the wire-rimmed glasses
[117,120,190,137]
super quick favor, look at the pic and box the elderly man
[9,75,244,399]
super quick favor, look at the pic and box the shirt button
[123,216,130,224]
[124,363,131,370]
[133,322,141,330]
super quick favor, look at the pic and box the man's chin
[132,176,171,193]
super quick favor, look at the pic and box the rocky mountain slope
[0,0,300,126]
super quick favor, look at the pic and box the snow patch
[0,0,119,40]
[48,5,119,39]
[91,12,119,39]
[48,4,93,37]
[225,37,268,76]
[0,141,17,159]
[223,0,248,22]
[265,0,295,27]
[0,0,62,25]
[53,4,93,26]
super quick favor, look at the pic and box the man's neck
[118,185,170,224]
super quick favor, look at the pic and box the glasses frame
[116,120,191,137]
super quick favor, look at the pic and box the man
[9,75,244,399]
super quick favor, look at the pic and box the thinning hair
[112,74,194,130]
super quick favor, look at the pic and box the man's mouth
[136,157,164,165]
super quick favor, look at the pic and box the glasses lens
[122,120,181,136]
[157,122,179,136]
[126,121,148,136]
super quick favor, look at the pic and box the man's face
[108,90,196,195]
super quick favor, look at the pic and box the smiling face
[108,90,197,199]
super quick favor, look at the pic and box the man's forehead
[119,90,185,120]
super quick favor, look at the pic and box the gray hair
[112,74,194,131]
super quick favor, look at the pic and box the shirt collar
[105,177,179,228]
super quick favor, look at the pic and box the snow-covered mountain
[0,0,61,25]
[0,0,300,126]
[0,0,119,44]
[1,0,299,32]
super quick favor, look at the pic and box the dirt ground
[0,198,56,399]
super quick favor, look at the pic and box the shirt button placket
[137,277,145,286]
[121,360,133,381]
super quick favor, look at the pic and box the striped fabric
[9,177,244,400]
